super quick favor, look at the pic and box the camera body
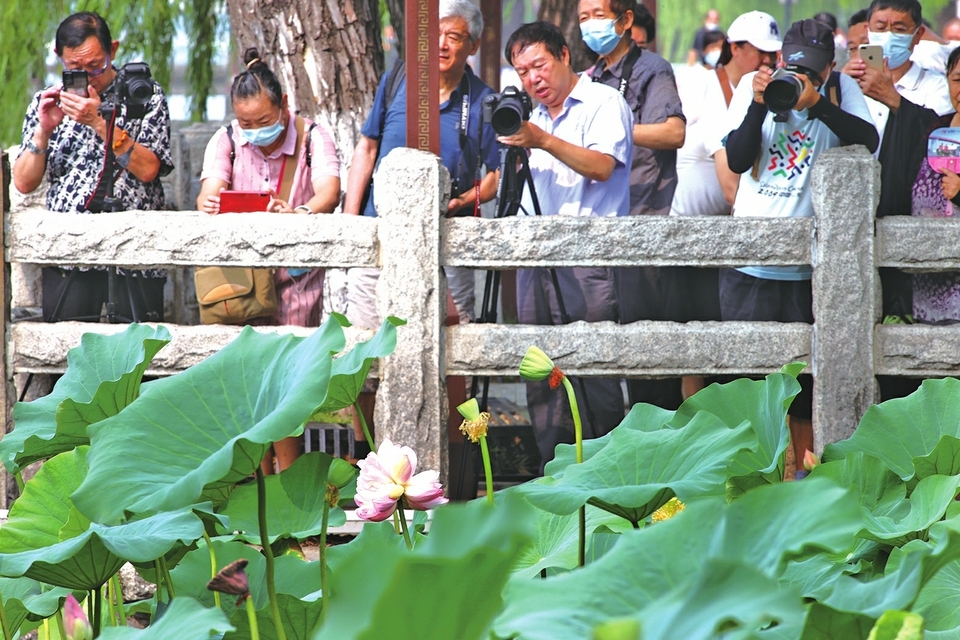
[61,69,89,96]
[763,65,818,120]
[114,62,154,119]
[482,86,533,136]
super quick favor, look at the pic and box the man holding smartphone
[12,11,173,322]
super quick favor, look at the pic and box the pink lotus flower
[355,439,448,521]
[64,594,92,640]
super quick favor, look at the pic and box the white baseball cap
[727,11,783,53]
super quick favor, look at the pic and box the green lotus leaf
[866,611,924,640]
[912,558,960,639]
[314,496,536,640]
[492,479,863,640]
[516,411,757,525]
[96,596,234,640]
[823,379,960,481]
[220,452,350,543]
[509,504,634,579]
[72,317,397,524]
[170,539,321,639]
[799,602,875,640]
[0,447,204,590]
[0,324,171,474]
[0,576,72,637]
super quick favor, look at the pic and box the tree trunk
[537,0,597,72]
[225,0,385,156]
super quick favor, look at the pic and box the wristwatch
[294,205,313,214]
[24,138,49,156]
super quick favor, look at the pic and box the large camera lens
[125,76,153,105]
[491,96,525,136]
[763,73,804,114]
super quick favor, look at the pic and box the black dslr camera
[763,65,822,121]
[113,62,154,119]
[482,86,533,136]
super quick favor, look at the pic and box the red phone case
[219,191,271,213]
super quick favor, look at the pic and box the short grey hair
[440,0,483,42]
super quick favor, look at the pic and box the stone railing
[4,145,960,502]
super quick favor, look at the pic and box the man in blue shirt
[343,0,500,328]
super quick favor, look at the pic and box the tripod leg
[49,269,79,323]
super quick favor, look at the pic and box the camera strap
[595,44,642,98]
[454,72,472,198]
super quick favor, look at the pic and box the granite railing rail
[2,145,958,506]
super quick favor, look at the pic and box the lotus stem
[92,587,102,637]
[43,618,50,640]
[245,596,261,640]
[560,377,586,567]
[202,531,221,609]
[353,400,375,453]
[55,610,67,640]
[111,573,126,626]
[398,505,413,550]
[105,580,118,626]
[159,556,176,600]
[86,592,94,632]
[392,510,402,535]
[13,472,23,493]
[319,495,331,599]
[479,436,494,505]
[256,467,288,640]
[0,590,11,640]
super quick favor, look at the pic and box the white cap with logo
[726,11,783,53]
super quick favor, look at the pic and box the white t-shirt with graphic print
[719,70,874,280]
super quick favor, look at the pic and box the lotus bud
[63,595,92,640]
[519,346,565,389]
[457,399,490,444]
[802,449,820,472]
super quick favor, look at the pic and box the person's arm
[712,149,739,206]
[196,128,233,214]
[343,135,379,214]
[851,59,902,113]
[447,170,500,212]
[499,121,616,182]
[633,115,685,149]
[724,101,767,174]
[807,97,880,153]
[59,88,161,182]
[300,176,341,213]
[197,178,229,214]
[13,88,63,194]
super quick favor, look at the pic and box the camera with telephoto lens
[763,65,820,121]
[114,62,154,119]
[482,86,533,136]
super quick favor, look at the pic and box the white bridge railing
[3,145,960,499]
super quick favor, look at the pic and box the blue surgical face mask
[867,29,916,70]
[580,18,622,56]
[240,115,285,147]
[704,50,721,67]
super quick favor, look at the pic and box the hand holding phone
[859,45,884,72]
[62,70,89,97]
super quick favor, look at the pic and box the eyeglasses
[61,55,111,77]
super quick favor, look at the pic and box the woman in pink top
[197,48,340,472]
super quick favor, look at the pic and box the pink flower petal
[404,470,448,510]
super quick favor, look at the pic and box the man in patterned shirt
[12,11,173,322]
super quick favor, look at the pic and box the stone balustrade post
[373,148,450,479]
[811,146,881,452]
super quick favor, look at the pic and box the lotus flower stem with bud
[803,449,820,473]
[457,398,494,505]
[256,467,288,640]
[519,346,586,566]
[64,595,92,640]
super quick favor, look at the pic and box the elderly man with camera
[12,11,173,323]
[718,18,878,475]
[499,21,634,469]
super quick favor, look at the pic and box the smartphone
[219,191,272,213]
[859,44,884,72]
[61,69,89,96]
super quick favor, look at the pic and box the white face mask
[704,50,721,67]
[867,29,916,69]
[705,21,719,31]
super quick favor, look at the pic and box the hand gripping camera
[762,65,822,122]
[482,86,533,136]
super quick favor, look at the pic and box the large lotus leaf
[0,576,72,637]
[220,452,351,543]
[799,603,875,640]
[810,452,960,545]
[315,316,404,412]
[670,370,799,487]
[0,325,171,474]
[823,378,960,481]
[491,479,863,640]
[912,559,960,639]
[314,496,535,640]
[97,596,234,639]
[543,403,676,478]
[516,411,757,524]
[73,317,396,524]
[225,592,323,640]
[510,505,634,579]
[635,558,808,640]
[0,447,204,590]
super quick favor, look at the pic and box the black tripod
[456,144,600,498]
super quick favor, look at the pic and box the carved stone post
[811,146,881,451]
[374,148,450,480]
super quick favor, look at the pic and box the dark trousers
[616,266,684,410]
[42,267,165,323]
[517,267,625,471]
